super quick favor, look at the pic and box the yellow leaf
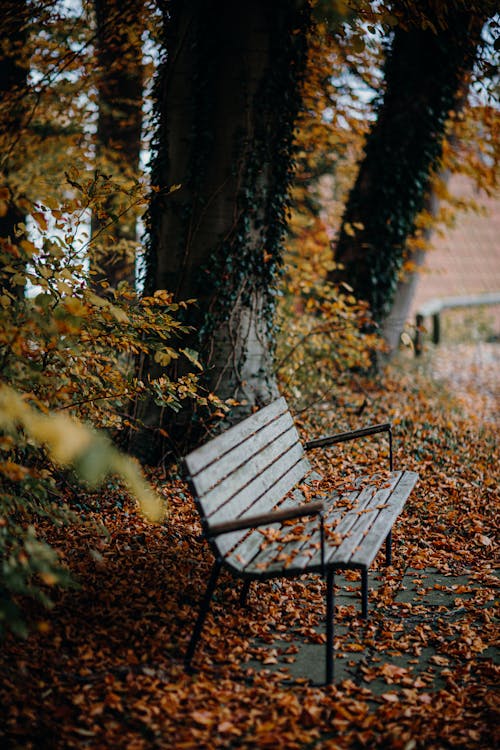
[56,280,73,295]
[180,348,203,370]
[33,212,48,231]
[11,273,27,287]
[20,239,37,257]
[108,304,129,323]
[401,332,414,349]
[154,351,171,366]
[40,572,58,586]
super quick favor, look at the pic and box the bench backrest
[184,397,311,556]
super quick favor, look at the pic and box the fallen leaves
[0,352,499,749]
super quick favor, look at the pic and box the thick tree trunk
[133,0,309,461]
[330,7,486,328]
[90,0,144,292]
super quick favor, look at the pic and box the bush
[0,173,208,636]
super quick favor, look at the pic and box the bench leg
[361,568,368,619]
[385,530,392,566]
[240,579,251,607]
[185,559,222,671]
[325,569,335,685]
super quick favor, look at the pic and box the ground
[0,338,498,749]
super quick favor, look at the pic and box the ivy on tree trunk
[133,0,310,461]
[330,6,486,325]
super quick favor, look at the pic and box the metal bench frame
[183,398,418,683]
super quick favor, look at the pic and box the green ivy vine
[333,5,487,322]
[146,0,311,351]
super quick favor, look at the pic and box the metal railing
[414,292,500,355]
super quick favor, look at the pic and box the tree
[0,1,205,636]
[133,0,311,460]
[330,2,491,335]
[90,0,145,292]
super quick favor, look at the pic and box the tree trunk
[382,87,471,355]
[90,0,144,292]
[381,190,439,353]
[133,0,310,461]
[330,7,486,328]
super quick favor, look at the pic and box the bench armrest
[205,500,324,538]
[305,422,393,470]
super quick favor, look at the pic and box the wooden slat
[210,450,310,557]
[208,500,324,536]
[184,397,288,477]
[323,474,401,566]
[227,490,317,570]
[224,476,320,568]
[204,438,307,521]
[192,412,299,501]
[350,470,418,567]
[247,508,322,574]
[198,410,297,496]
[229,471,418,576]
[255,482,371,574]
[232,479,363,573]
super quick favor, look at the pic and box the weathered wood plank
[327,475,401,565]
[224,488,315,568]
[193,415,302,504]
[209,500,324,537]
[252,483,371,574]
[350,470,418,567]
[234,480,362,574]
[232,483,359,574]
[191,410,297,498]
[230,472,417,576]
[210,452,310,556]
[205,440,307,522]
[185,397,288,477]
[248,513,322,573]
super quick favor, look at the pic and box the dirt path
[426,342,499,423]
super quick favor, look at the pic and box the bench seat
[224,470,417,577]
[183,397,418,683]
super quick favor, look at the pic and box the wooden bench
[183,397,418,683]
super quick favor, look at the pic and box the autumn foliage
[0,1,498,746]
[0,175,214,633]
[0,352,497,748]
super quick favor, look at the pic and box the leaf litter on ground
[0,344,498,749]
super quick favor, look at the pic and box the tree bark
[133,0,310,461]
[330,7,486,329]
[90,0,144,292]
[381,190,439,353]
